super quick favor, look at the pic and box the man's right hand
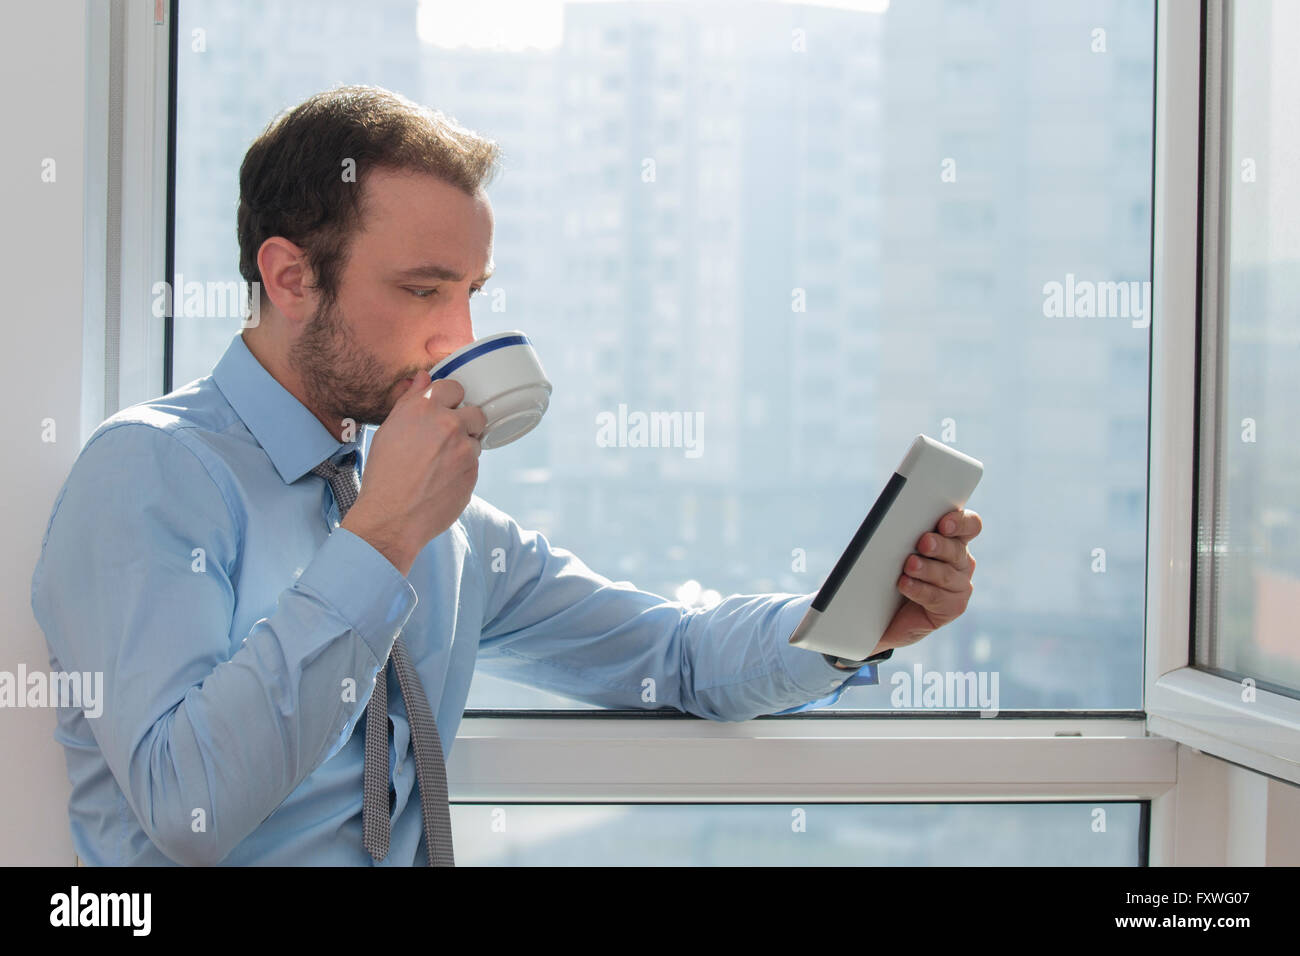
[341,376,487,577]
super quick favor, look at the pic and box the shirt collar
[212,332,365,485]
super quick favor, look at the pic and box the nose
[427,305,475,369]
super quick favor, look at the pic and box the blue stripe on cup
[428,333,532,381]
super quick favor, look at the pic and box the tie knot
[311,450,360,519]
[311,449,358,479]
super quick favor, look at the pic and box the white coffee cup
[427,331,552,450]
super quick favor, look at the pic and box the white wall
[1156,745,1300,865]
[0,0,88,864]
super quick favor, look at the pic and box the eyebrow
[392,261,494,284]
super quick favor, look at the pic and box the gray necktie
[310,450,455,867]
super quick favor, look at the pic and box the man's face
[290,166,494,431]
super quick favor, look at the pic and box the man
[31,85,980,866]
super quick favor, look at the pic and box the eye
[469,285,485,298]
[407,288,437,299]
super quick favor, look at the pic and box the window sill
[448,716,1174,801]
[1148,667,1300,785]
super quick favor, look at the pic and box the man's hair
[237,84,501,309]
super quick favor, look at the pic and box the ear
[257,236,318,324]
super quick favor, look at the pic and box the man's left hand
[867,508,982,656]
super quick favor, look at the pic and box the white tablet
[788,434,984,661]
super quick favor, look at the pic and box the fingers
[895,509,981,626]
[901,552,970,593]
[421,380,487,438]
[936,508,982,542]
[453,404,488,441]
[898,565,972,618]
[427,378,466,408]
[915,530,973,571]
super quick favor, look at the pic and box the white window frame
[83,0,168,450]
[108,0,1293,864]
[1145,0,1300,786]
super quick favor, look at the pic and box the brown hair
[237,84,501,309]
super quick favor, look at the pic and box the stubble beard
[290,294,401,431]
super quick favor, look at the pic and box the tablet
[788,434,984,661]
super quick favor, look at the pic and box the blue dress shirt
[29,332,879,866]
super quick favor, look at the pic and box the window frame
[82,0,170,449]
[1145,0,1300,786]
[112,0,1291,864]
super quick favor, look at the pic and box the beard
[289,294,409,431]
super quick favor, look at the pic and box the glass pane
[450,802,1145,865]
[171,1,425,384]
[1198,0,1300,698]
[173,0,1155,712]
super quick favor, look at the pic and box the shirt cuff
[292,526,419,663]
[774,594,884,695]
[824,647,895,675]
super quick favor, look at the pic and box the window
[151,0,1195,866]
[67,0,1300,872]
[451,801,1145,865]
[1196,0,1300,699]
[173,0,1155,715]
[1144,0,1300,787]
